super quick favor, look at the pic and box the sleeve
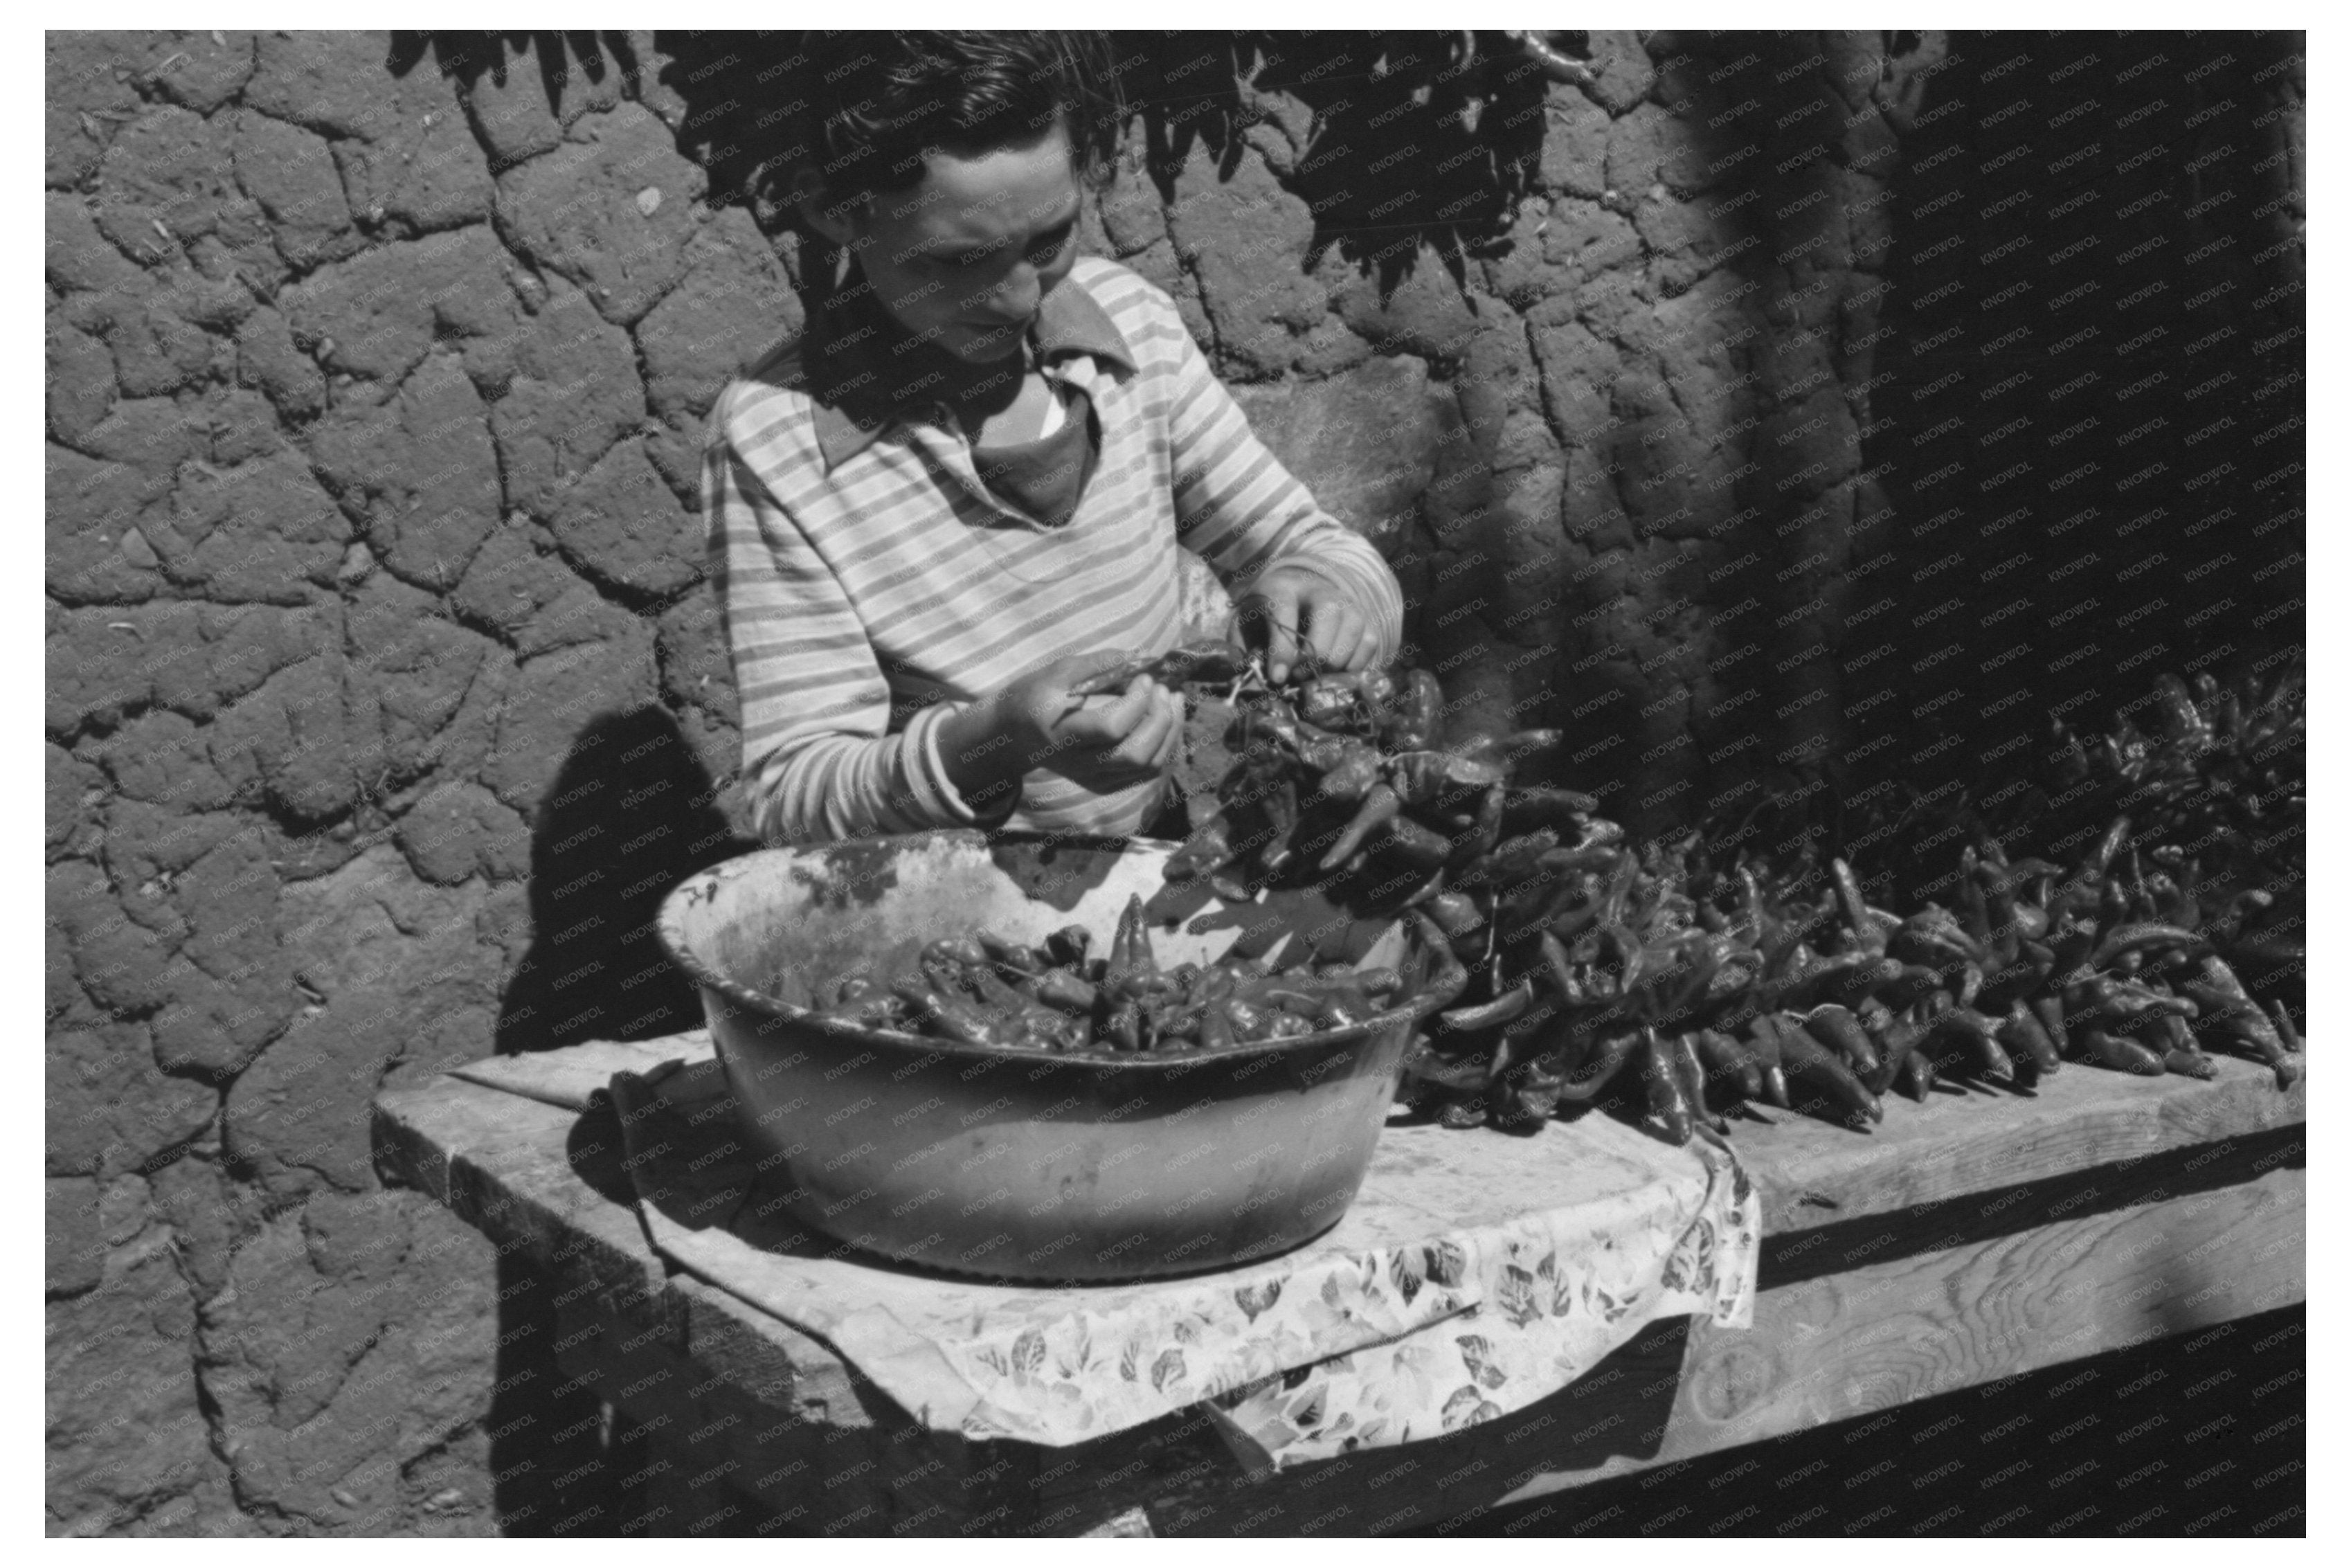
[703,395,1006,845]
[1153,304,1406,664]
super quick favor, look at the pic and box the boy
[705,32,1405,845]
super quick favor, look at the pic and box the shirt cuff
[910,701,1020,829]
[1242,557,1402,664]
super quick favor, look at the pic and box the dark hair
[793,30,1124,216]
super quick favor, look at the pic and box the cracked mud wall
[46,30,2302,1536]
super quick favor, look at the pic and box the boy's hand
[989,650,1185,775]
[1231,566,1380,685]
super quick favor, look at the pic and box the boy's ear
[792,166,863,247]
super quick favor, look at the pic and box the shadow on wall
[495,705,750,1058]
[486,705,750,1535]
[389,30,641,115]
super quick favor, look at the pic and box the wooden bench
[374,1038,2302,1535]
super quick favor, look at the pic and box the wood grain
[371,1035,2308,1537]
[1728,1052,2304,1234]
[373,1081,673,1326]
[1656,1164,2305,1466]
[1050,1166,2304,1536]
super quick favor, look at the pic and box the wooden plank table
[373,1037,2303,1536]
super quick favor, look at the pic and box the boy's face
[824,123,1083,364]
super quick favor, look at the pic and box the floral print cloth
[1201,1160,1756,1469]
[593,1049,1758,1469]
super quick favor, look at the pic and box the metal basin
[655,831,1463,1282]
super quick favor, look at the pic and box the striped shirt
[702,256,1405,845]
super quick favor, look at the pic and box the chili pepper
[1322,783,1404,871]
[1442,783,1505,872]
[1675,1031,1728,1133]
[1102,892,1158,982]
[1642,1029,1695,1145]
[1889,913,1983,973]
[892,977,1009,1048]
[834,974,876,1006]
[924,935,991,970]
[1252,981,1358,1020]
[969,965,1047,1024]
[1070,637,1250,696]
[1819,955,1902,1012]
[1346,665,1398,712]
[818,993,911,1028]
[920,953,974,1000]
[973,930,1046,976]
[1804,1004,1880,1078]
[2077,974,2197,1021]
[1112,969,1181,1004]
[1296,676,1364,730]
[1379,669,1446,753]
[2180,968,2298,1086]
[1996,1002,2063,1077]
[1440,977,1533,1032]
[1377,813,1454,870]
[1207,870,1254,903]
[1864,1005,1929,1097]
[1768,1013,1881,1127]
[1387,749,1506,807]
[1450,728,1564,775]
[1898,1049,1937,1102]
[1763,950,1872,1013]
[1028,968,1099,1014]
[1695,1028,1765,1102]
[1218,997,1271,1042]
[1598,921,1648,998]
[1734,1016,1794,1107]
[2093,814,2133,875]
[1501,786,1601,835]
[1927,1007,2013,1080]
[2160,1040,2219,1079]
[1102,996,1144,1052]
[1045,925,1092,971]
[1831,857,1888,955]
[2028,994,2071,1057]
[1238,703,1320,764]
[1405,1041,1492,1093]
[1433,1095,1488,1129]
[1462,829,1559,890]
[1651,932,1723,1028]
[1553,1027,1640,1103]
[1198,1000,1236,1051]
[1423,890,1487,939]
[1314,991,1369,1030]
[1164,813,1237,883]
[2083,1027,2165,1076]
[1313,744,1385,805]
[1151,1000,1205,1046]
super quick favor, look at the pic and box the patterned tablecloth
[453,1038,1759,1472]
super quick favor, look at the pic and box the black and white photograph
[42,21,2309,1539]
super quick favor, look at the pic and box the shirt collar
[805,274,1135,471]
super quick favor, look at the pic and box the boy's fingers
[1059,681,1147,747]
[1108,692,1175,769]
[1306,601,1365,670]
[1333,617,1380,672]
[1241,584,1304,683]
[1106,676,1161,739]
